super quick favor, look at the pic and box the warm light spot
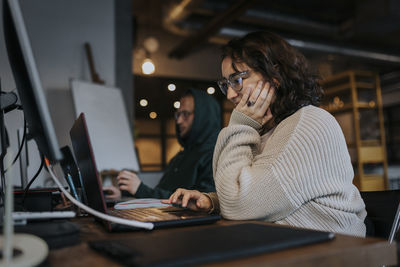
[174,101,180,109]
[369,101,376,107]
[149,112,157,119]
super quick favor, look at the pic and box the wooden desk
[48,217,397,267]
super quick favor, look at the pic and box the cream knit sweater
[208,105,367,237]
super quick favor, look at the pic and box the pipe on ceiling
[162,0,205,36]
[163,0,400,64]
[219,27,400,64]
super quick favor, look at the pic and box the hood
[176,88,221,148]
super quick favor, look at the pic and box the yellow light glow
[207,87,215,94]
[139,99,148,107]
[142,58,155,75]
[369,101,376,107]
[149,111,157,119]
[174,101,180,109]
[168,84,176,91]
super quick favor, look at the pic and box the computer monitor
[2,0,62,163]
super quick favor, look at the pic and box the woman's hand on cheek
[260,87,274,126]
[236,81,274,126]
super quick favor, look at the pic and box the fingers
[117,170,139,185]
[247,81,263,107]
[164,189,212,212]
[181,191,196,208]
[256,84,271,116]
[168,188,201,208]
[238,87,251,108]
[119,184,130,191]
[103,186,121,199]
[260,87,274,123]
[118,174,141,195]
[259,86,274,110]
[169,188,185,204]
[117,178,130,186]
[117,170,135,179]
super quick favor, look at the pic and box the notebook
[69,113,220,231]
[88,222,335,266]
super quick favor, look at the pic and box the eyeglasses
[217,71,251,95]
[174,110,193,120]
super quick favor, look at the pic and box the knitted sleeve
[212,107,356,222]
[212,109,297,221]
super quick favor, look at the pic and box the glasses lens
[230,76,243,91]
[217,80,228,95]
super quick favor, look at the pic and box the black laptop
[89,222,335,266]
[69,113,220,231]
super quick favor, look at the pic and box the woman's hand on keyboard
[163,188,212,212]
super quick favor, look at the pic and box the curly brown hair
[221,31,323,124]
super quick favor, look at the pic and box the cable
[5,119,27,173]
[46,160,154,230]
[20,154,45,209]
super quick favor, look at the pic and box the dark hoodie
[134,88,221,199]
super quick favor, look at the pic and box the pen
[67,173,80,202]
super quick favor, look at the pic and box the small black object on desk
[15,220,81,249]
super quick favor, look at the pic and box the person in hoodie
[104,88,221,199]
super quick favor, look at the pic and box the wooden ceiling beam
[168,0,257,59]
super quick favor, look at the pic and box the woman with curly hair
[165,31,367,237]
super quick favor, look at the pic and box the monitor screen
[2,0,62,163]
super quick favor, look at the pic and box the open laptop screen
[70,113,107,214]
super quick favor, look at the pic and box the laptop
[69,113,220,231]
[88,222,335,266]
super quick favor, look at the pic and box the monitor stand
[0,234,48,266]
[0,149,49,266]
[0,79,48,266]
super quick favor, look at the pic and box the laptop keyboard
[109,206,193,222]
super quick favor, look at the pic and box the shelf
[347,140,382,147]
[322,70,388,191]
[323,102,377,114]
[321,70,376,84]
[324,82,375,95]
[321,71,353,84]
[356,174,386,191]
[359,146,385,163]
[361,140,381,146]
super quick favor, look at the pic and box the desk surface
[48,217,397,267]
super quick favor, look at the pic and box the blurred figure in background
[104,88,221,199]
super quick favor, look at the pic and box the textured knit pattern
[212,105,367,237]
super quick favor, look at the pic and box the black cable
[5,118,26,173]
[21,153,45,209]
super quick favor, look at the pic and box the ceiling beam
[168,0,257,59]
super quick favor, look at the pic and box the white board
[71,79,139,172]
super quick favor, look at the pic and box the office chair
[360,190,400,242]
